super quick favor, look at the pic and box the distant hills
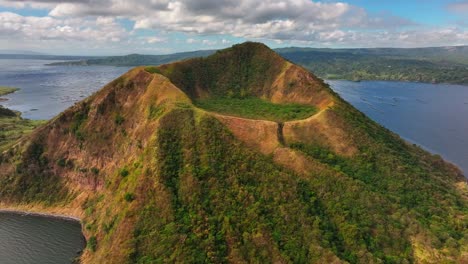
[0,50,46,55]
[46,50,216,66]
[46,45,468,85]
[0,53,95,61]
[1,42,467,263]
[278,46,468,85]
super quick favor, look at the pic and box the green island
[0,87,46,151]
[0,109,45,151]
[0,86,19,97]
[0,43,467,264]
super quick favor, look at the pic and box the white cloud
[0,0,467,53]
[0,12,127,44]
[6,0,415,41]
[146,36,166,44]
[447,1,468,14]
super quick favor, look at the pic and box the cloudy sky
[1,0,468,55]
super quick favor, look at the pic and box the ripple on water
[0,212,85,264]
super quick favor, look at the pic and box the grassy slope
[0,43,466,263]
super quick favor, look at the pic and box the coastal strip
[0,86,19,97]
[0,209,81,222]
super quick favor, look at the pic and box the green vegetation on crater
[194,97,317,122]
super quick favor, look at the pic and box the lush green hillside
[0,42,467,263]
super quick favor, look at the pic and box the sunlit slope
[0,42,466,264]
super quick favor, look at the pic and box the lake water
[0,59,130,120]
[328,80,468,176]
[0,212,84,264]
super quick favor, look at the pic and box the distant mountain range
[46,45,468,85]
[0,50,51,55]
[46,50,216,66]
[0,53,95,61]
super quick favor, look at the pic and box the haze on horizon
[1,0,468,56]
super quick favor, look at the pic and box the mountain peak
[154,42,331,108]
[223,41,275,53]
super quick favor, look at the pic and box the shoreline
[0,87,19,106]
[0,86,19,97]
[0,208,81,222]
[325,78,468,88]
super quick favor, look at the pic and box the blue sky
[0,0,467,55]
[344,0,462,25]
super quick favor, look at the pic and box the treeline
[279,49,468,84]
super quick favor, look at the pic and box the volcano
[1,42,466,263]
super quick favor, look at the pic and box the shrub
[145,66,161,74]
[119,168,129,177]
[91,167,100,175]
[124,192,135,202]
[87,236,97,252]
[115,114,125,125]
[57,158,66,167]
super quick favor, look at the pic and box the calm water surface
[0,59,130,120]
[328,80,468,175]
[0,212,84,264]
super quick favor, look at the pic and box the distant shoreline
[0,86,19,106]
[0,86,19,97]
[325,78,468,88]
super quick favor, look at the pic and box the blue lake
[328,80,468,176]
[0,59,130,120]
